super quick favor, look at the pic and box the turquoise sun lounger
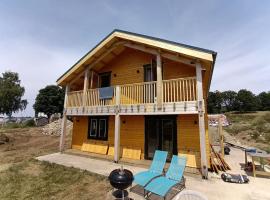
[133,150,168,187]
[145,155,187,200]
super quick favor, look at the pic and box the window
[99,72,111,88]
[88,116,108,140]
[89,119,97,137]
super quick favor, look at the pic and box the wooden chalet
[57,30,217,178]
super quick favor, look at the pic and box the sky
[0,0,270,117]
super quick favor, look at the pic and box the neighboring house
[57,30,217,178]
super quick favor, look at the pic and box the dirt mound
[41,119,73,136]
[0,133,9,145]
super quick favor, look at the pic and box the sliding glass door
[145,116,177,160]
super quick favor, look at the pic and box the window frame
[88,116,109,141]
[89,119,98,137]
[98,72,111,88]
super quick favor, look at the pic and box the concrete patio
[37,147,270,200]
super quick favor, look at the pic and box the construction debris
[208,114,230,127]
[41,118,73,136]
[210,144,231,174]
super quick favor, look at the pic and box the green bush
[263,112,270,122]
[251,131,260,140]
[226,113,256,123]
[264,132,270,142]
[1,119,36,129]
[22,119,36,127]
[225,124,250,135]
[3,122,20,129]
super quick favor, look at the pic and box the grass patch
[1,120,36,129]
[0,159,111,200]
[224,124,251,135]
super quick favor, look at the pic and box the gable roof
[57,29,217,86]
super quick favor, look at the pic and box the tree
[257,91,270,111]
[207,90,223,114]
[33,85,65,119]
[0,71,28,117]
[221,90,237,112]
[235,89,258,112]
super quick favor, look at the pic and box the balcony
[65,77,199,116]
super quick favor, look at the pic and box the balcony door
[144,61,157,103]
[145,116,177,160]
[99,72,111,88]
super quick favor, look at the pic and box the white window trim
[99,119,107,138]
[90,119,97,136]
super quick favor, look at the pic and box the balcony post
[60,84,70,152]
[156,53,162,109]
[83,69,90,106]
[114,86,121,162]
[196,62,208,179]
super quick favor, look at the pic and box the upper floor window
[88,116,108,140]
[99,72,111,88]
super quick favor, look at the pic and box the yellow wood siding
[74,48,199,87]
[72,114,210,167]
[177,114,210,168]
[71,115,145,158]
[163,59,196,80]
[99,48,153,85]
[71,116,88,148]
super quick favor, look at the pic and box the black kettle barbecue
[108,166,134,200]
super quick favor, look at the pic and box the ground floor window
[88,116,108,140]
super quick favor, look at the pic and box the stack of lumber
[210,145,231,174]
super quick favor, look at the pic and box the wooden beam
[70,70,86,85]
[161,53,196,67]
[59,84,70,152]
[218,116,224,159]
[196,62,208,178]
[124,42,199,68]
[90,41,126,67]
[114,86,121,162]
[115,31,214,61]
[124,43,158,55]
[83,69,90,106]
[156,53,162,109]
[90,70,94,89]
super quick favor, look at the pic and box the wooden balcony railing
[163,77,197,102]
[85,88,116,106]
[66,77,197,109]
[67,90,84,108]
[120,81,157,105]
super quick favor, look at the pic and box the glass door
[145,118,159,159]
[145,116,177,160]
[161,119,174,159]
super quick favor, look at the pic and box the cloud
[0,0,269,116]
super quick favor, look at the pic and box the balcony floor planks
[66,101,198,116]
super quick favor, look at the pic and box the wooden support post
[90,70,94,89]
[196,62,208,178]
[60,84,70,152]
[156,53,162,110]
[252,156,256,177]
[83,69,90,106]
[218,116,224,158]
[114,86,121,162]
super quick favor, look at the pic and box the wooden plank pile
[210,144,231,174]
